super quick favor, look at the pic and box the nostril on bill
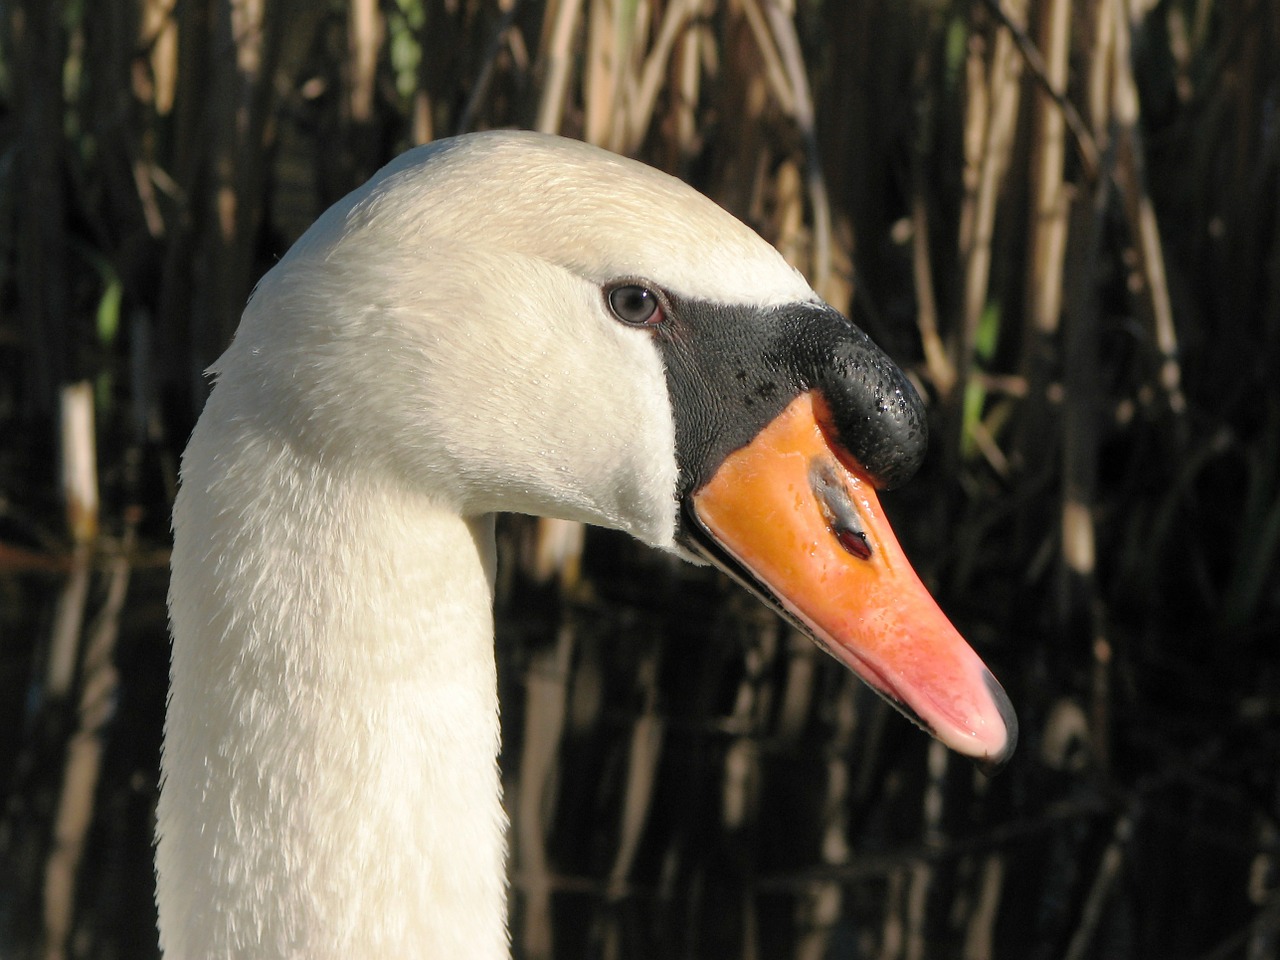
[809,459,873,561]
[835,527,871,561]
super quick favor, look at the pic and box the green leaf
[96,274,123,345]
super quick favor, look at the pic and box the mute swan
[159,130,1015,959]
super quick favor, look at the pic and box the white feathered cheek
[501,277,680,545]
[359,267,683,546]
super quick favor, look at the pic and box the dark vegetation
[1,0,1278,957]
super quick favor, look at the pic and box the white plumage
[159,132,813,959]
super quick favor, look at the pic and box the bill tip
[974,668,1018,775]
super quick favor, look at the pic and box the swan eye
[607,284,664,326]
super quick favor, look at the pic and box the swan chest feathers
[159,130,1016,959]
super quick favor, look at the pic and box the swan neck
[158,416,509,959]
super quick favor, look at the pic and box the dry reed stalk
[537,0,586,133]
[904,740,949,960]
[707,4,773,232]
[1008,0,1084,622]
[412,89,433,145]
[721,619,773,831]
[41,523,134,960]
[40,389,127,960]
[516,624,576,960]
[793,665,856,960]
[1246,821,1280,960]
[982,0,1099,178]
[46,384,98,700]
[600,674,665,959]
[743,894,760,960]
[736,0,826,289]
[910,98,955,393]
[131,160,167,241]
[760,0,833,298]
[584,0,622,146]
[1084,5,1115,280]
[531,518,585,585]
[774,631,817,746]
[957,33,987,262]
[769,160,806,273]
[953,1,1025,468]
[672,1,704,158]
[623,0,698,153]
[141,0,179,115]
[736,0,793,113]
[347,0,383,124]
[962,853,1005,960]
[1026,0,1071,339]
[606,709,665,899]
[961,3,1024,340]
[878,869,906,960]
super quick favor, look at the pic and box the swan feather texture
[159,130,1013,959]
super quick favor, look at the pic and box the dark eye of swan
[607,284,664,326]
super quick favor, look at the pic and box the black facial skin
[647,292,928,536]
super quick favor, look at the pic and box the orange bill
[689,391,1016,769]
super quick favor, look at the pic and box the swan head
[214,130,1015,768]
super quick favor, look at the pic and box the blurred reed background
[1,0,1278,957]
